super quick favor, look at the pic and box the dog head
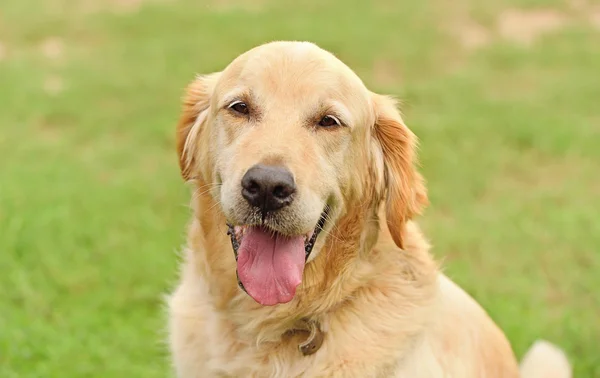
[176,41,427,306]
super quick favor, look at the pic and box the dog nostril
[246,180,260,194]
[273,184,293,199]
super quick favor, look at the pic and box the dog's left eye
[228,101,249,115]
[318,115,340,128]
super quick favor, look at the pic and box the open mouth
[226,206,329,306]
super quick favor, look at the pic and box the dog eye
[318,115,340,128]
[228,101,249,115]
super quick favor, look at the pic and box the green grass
[1,0,599,376]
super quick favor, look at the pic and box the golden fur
[167,41,570,378]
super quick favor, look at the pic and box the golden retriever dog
[167,41,571,378]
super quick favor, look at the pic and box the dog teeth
[305,231,314,242]
[234,225,246,239]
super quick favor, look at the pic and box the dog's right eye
[228,101,249,115]
[318,115,341,128]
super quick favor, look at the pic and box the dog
[167,41,571,377]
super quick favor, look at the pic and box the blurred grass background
[1,0,599,376]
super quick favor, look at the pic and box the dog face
[176,41,427,306]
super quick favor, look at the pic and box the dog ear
[176,72,221,181]
[371,94,428,249]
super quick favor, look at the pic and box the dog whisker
[205,198,224,213]
[191,183,222,202]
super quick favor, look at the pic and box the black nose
[241,164,296,213]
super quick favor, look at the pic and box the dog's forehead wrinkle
[220,45,367,105]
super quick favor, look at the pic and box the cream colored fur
[167,41,571,378]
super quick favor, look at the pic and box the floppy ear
[176,72,221,181]
[372,94,428,249]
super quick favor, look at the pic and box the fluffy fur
[167,41,570,378]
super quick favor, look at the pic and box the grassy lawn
[1,0,598,376]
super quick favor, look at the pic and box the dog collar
[284,318,324,356]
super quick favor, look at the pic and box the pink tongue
[237,226,306,306]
